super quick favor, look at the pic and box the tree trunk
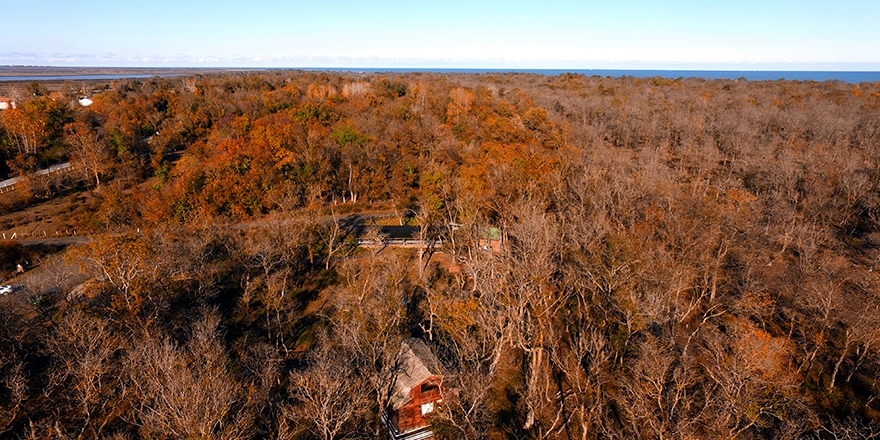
[829,331,851,389]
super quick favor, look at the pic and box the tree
[700,322,804,438]
[361,225,389,259]
[316,208,347,271]
[73,234,160,314]
[332,251,410,436]
[65,119,109,187]
[283,332,372,440]
[126,310,254,439]
[0,97,70,172]
[0,355,26,437]
[44,309,124,437]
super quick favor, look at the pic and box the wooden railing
[0,162,77,195]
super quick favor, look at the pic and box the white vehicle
[0,284,22,295]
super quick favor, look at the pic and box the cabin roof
[389,338,442,410]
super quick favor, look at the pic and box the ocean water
[302,68,880,83]
[0,74,172,81]
[2,69,879,84]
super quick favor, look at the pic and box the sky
[2,0,879,70]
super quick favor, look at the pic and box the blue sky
[2,0,879,69]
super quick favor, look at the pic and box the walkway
[0,162,76,194]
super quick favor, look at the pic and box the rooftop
[389,338,442,410]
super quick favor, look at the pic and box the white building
[0,98,16,110]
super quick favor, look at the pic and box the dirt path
[17,236,92,246]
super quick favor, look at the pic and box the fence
[357,238,445,248]
[0,162,77,195]
[1,229,83,240]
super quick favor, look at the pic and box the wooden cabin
[383,338,444,440]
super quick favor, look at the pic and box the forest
[1,70,880,439]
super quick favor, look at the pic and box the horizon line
[3,65,880,73]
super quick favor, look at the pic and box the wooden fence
[0,162,77,195]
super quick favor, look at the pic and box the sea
[301,68,880,83]
[1,69,879,84]
[0,74,173,81]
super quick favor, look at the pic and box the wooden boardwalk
[0,162,76,194]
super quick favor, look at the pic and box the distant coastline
[0,66,256,82]
[1,66,879,84]
[0,74,178,82]
[298,68,880,83]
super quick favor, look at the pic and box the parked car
[0,285,21,295]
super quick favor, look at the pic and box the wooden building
[383,338,444,440]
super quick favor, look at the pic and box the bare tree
[0,356,27,437]
[820,416,880,440]
[317,208,346,270]
[283,332,372,440]
[428,285,509,438]
[415,200,442,276]
[332,252,410,436]
[361,225,388,259]
[549,324,612,440]
[44,309,122,438]
[700,322,803,439]
[127,310,252,439]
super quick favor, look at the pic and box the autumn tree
[64,117,109,187]
[72,234,162,315]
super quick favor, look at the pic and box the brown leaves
[72,234,161,314]
[127,310,253,439]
